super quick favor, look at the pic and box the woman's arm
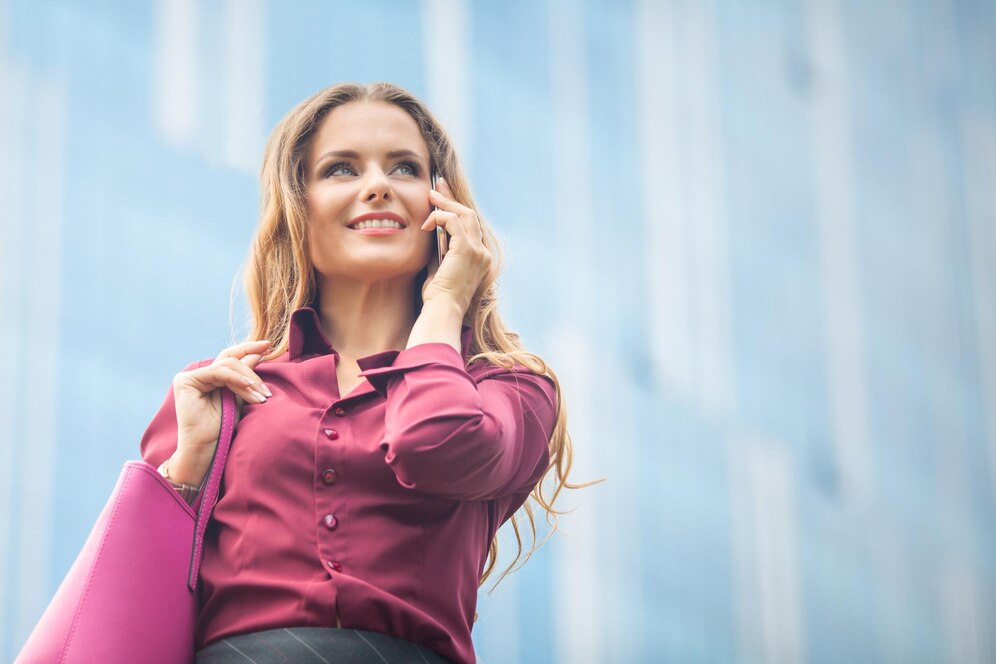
[357,338,557,502]
[140,359,211,512]
[405,298,463,354]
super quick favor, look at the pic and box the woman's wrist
[407,298,464,353]
[158,451,209,499]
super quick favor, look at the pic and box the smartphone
[431,170,448,264]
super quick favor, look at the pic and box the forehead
[309,101,428,161]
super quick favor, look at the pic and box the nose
[359,168,392,203]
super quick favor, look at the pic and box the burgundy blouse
[139,306,557,664]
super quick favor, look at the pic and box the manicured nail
[250,389,267,403]
[260,383,272,397]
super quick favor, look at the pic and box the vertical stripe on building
[638,0,734,415]
[683,0,735,416]
[637,0,694,399]
[730,434,804,663]
[9,71,67,650]
[16,72,65,641]
[421,0,472,167]
[548,0,600,662]
[907,5,992,659]
[960,114,996,507]
[940,557,989,664]
[0,58,27,661]
[153,0,198,148]
[806,0,873,506]
[221,0,266,175]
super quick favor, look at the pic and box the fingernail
[250,389,267,403]
[260,383,272,397]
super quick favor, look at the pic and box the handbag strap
[187,386,238,591]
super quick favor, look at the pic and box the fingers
[420,208,457,233]
[225,340,271,388]
[213,362,271,404]
[216,339,271,361]
[421,208,484,245]
[425,181,487,249]
[180,361,270,404]
[427,182,470,215]
[190,340,275,404]
[421,210,490,264]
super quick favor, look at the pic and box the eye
[324,161,355,177]
[323,160,421,178]
[394,160,420,176]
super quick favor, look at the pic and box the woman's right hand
[168,339,273,486]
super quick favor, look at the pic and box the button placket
[320,401,347,577]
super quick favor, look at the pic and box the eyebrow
[314,149,426,167]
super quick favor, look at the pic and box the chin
[316,254,428,279]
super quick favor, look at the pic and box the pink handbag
[15,387,238,664]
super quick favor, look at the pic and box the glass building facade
[1,1,994,662]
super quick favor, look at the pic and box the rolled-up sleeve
[356,342,557,501]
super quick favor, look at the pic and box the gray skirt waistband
[195,626,456,664]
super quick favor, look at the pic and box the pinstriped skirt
[194,626,456,664]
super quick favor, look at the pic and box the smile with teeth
[348,219,405,230]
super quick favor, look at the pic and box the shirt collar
[288,306,474,363]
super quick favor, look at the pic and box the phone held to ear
[431,170,448,264]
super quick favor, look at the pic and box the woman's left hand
[419,178,492,314]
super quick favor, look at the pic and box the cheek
[305,215,337,268]
[306,185,350,221]
[304,188,321,217]
[306,226,326,268]
[400,186,430,219]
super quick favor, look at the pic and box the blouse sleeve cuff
[356,342,466,397]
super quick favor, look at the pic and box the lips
[347,211,407,229]
[348,226,404,235]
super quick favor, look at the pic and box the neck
[313,273,420,360]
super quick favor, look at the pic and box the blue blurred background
[2,1,995,662]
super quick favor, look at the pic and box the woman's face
[304,100,435,284]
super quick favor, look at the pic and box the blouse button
[324,429,339,440]
[328,560,342,572]
[334,407,346,417]
[322,469,339,485]
[323,513,338,530]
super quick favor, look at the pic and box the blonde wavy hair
[228,81,602,592]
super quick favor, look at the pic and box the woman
[140,82,591,664]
